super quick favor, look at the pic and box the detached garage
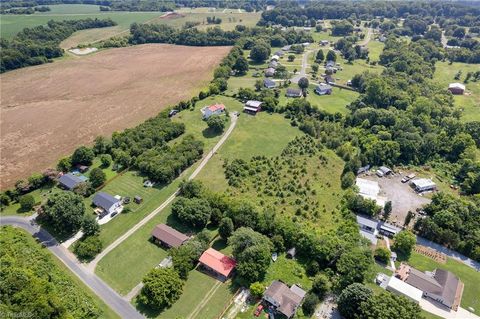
[411,178,436,193]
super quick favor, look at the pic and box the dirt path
[88,113,238,271]
[291,49,312,83]
[358,27,373,46]
[0,44,231,189]
[187,280,222,319]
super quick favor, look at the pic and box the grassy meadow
[433,61,480,122]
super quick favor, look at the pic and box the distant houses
[314,83,333,95]
[58,173,84,190]
[201,103,226,119]
[268,60,278,69]
[198,248,236,281]
[263,280,307,318]
[448,83,465,95]
[151,224,189,248]
[243,100,262,114]
[92,192,122,215]
[285,88,303,98]
[320,40,329,46]
[263,78,276,89]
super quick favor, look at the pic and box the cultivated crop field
[0,44,230,188]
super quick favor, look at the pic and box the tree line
[0,18,116,72]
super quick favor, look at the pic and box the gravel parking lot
[361,173,431,226]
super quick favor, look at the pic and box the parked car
[168,109,178,117]
[401,173,416,183]
[254,305,264,317]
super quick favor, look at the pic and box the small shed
[286,247,296,259]
[448,83,465,95]
[376,166,392,177]
[134,195,143,204]
[77,165,89,173]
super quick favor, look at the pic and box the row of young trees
[1,18,116,72]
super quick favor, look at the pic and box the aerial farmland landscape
[0,1,479,319]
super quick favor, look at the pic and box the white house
[92,192,122,214]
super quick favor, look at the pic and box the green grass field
[0,4,161,40]
[406,251,480,315]
[134,270,236,319]
[366,40,385,62]
[433,61,480,122]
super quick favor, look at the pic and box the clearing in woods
[0,44,231,189]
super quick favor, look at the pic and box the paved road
[89,113,238,270]
[291,49,311,84]
[1,215,144,319]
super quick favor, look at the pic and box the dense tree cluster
[259,1,480,28]
[1,18,116,72]
[138,267,184,310]
[130,23,241,46]
[0,226,102,318]
[415,193,480,261]
[338,283,422,319]
[170,232,210,279]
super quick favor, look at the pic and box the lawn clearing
[0,44,230,189]
[406,251,480,315]
[366,40,385,61]
[433,61,480,122]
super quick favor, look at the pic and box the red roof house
[202,103,226,119]
[198,248,236,280]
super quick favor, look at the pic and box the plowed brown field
[0,44,230,188]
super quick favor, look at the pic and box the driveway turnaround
[1,215,144,319]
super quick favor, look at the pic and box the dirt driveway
[0,44,230,188]
[361,174,431,225]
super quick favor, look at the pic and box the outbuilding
[243,100,262,114]
[376,166,392,177]
[411,178,436,193]
[448,83,465,95]
[134,195,143,204]
[286,247,296,259]
[198,248,236,281]
[151,224,189,248]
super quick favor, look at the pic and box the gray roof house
[263,280,307,318]
[264,78,276,89]
[268,60,278,69]
[315,83,333,95]
[396,264,464,310]
[265,67,275,77]
[274,50,284,57]
[92,192,121,214]
[356,215,379,245]
[285,88,303,98]
[58,173,84,190]
[151,224,189,248]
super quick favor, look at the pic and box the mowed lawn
[366,40,385,61]
[406,251,480,315]
[134,270,236,319]
[433,61,480,122]
[0,4,162,39]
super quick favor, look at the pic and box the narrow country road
[89,113,238,270]
[291,49,311,84]
[1,215,144,319]
[358,27,373,46]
